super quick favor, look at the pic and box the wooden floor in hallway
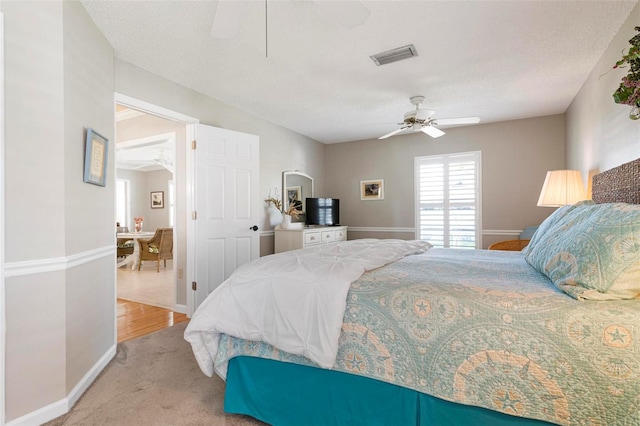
[117,298,188,343]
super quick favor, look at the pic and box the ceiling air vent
[370,44,418,66]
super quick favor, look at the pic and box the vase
[268,204,283,227]
[135,222,143,232]
[281,214,292,229]
[631,106,640,120]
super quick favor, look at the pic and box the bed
[185,159,640,426]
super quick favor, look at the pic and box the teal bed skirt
[224,356,555,426]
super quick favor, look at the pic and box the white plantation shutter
[415,152,481,248]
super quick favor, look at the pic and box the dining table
[116,231,155,270]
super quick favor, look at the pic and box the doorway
[114,94,198,340]
[115,121,176,309]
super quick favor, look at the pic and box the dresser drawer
[321,230,336,243]
[274,226,348,253]
[304,231,322,246]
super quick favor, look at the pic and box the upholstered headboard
[592,158,640,204]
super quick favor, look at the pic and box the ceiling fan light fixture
[370,44,418,66]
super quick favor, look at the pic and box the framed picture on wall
[360,179,384,200]
[83,128,108,187]
[151,191,164,209]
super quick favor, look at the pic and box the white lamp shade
[537,170,587,207]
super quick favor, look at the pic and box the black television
[305,198,340,226]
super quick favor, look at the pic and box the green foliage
[613,27,640,118]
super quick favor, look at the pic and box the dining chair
[138,228,174,272]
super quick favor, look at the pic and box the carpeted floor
[45,323,265,425]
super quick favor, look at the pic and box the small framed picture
[151,191,164,209]
[83,128,108,187]
[360,179,384,200]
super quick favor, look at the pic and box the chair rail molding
[348,227,523,236]
[4,246,115,277]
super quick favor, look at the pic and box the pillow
[525,202,640,300]
[522,200,593,256]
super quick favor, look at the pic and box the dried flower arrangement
[265,196,301,219]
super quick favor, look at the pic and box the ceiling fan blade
[211,1,247,39]
[379,126,410,140]
[421,126,446,138]
[414,108,436,121]
[434,117,481,126]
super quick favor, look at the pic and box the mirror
[282,171,314,222]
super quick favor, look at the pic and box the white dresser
[274,226,348,253]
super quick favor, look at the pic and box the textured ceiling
[82,1,637,144]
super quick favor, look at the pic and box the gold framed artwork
[83,128,108,187]
[360,179,384,200]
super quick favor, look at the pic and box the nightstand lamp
[536,169,587,207]
[490,170,587,251]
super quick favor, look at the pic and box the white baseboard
[6,344,116,426]
[173,303,187,314]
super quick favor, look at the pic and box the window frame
[414,151,482,249]
[116,179,131,229]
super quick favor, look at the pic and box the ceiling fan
[378,96,480,140]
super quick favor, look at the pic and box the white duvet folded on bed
[184,238,431,377]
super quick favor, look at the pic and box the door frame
[113,94,198,316]
[1,11,6,425]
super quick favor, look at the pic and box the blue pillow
[522,201,592,256]
[525,202,640,300]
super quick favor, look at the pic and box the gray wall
[325,115,566,248]
[566,2,640,175]
[2,1,115,421]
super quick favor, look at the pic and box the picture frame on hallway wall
[360,179,384,200]
[83,128,108,187]
[151,191,164,209]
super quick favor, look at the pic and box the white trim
[186,123,196,317]
[346,227,522,236]
[5,345,116,426]
[1,11,6,425]
[4,246,114,277]
[173,304,187,314]
[115,94,198,125]
[482,229,523,236]
[115,108,144,122]
[261,230,275,237]
[114,94,199,318]
[348,227,415,233]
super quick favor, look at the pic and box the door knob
[250,225,259,231]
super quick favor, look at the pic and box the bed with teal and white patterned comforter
[215,248,640,425]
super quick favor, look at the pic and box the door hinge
[192,140,197,150]
[192,281,197,291]
[192,211,197,220]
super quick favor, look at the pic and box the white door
[191,123,260,313]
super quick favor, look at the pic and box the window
[116,179,130,228]
[414,151,481,248]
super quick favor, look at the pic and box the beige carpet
[45,323,264,426]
